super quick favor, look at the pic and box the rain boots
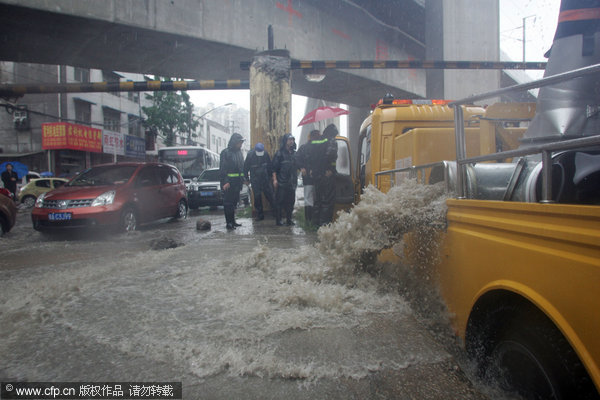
[225,207,238,230]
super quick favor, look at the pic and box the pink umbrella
[297,106,349,126]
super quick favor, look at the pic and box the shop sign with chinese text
[42,122,102,153]
[125,135,146,159]
[103,131,125,156]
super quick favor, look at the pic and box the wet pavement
[0,197,512,399]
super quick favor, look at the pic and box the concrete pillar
[348,106,371,174]
[249,49,291,157]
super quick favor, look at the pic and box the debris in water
[196,219,212,231]
[150,237,181,250]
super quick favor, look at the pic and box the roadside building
[0,62,150,177]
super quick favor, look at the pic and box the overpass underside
[0,3,417,108]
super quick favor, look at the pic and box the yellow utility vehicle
[356,75,600,399]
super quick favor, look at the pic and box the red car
[32,162,188,232]
[0,192,17,235]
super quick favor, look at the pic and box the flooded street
[0,186,509,399]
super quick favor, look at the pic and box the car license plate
[200,191,214,196]
[49,212,72,221]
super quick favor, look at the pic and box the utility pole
[522,15,536,62]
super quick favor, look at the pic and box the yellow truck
[356,72,600,398]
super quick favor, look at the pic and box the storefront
[42,122,102,177]
[42,122,147,177]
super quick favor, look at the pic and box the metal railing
[375,161,451,191]
[449,63,600,201]
[373,63,600,202]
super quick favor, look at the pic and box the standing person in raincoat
[1,163,19,201]
[219,133,246,230]
[272,133,297,226]
[244,142,276,221]
[295,129,320,224]
[307,124,338,226]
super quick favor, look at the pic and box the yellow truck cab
[357,98,534,194]
[355,90,599,398]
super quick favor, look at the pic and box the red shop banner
[42,122,102,153]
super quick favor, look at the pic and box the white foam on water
[1,181,451,383]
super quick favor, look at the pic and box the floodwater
[0,182,516,399]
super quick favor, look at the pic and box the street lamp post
[199,102,233,151]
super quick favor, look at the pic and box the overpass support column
[348,106,371,170]
[249,49,291,156]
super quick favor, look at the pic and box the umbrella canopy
[297,106,349,126]
[0,161,29,179]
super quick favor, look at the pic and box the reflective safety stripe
[311,139,328,144]
[331,162,337,166]
[227,173,242,177]
[559,8,600,23]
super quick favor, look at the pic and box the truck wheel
[119,206,137,232]
[485,306,597,400]
[21,195,36,208]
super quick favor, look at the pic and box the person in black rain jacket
[307,124,338,226]
[244,142,276,221]
[1,163,19,200]
[219,133,246,230]
[295,129,320,224]
[272,133,297,226]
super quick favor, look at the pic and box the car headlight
[91,190,116,207]
[35,192,46,208]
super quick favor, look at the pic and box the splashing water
[1,181,454,387]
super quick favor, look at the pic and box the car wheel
[174,199,187,220]
[243,196,250,206]
[119,206,137,232]
[21,195,36,208]
[0,214,9,235]
[483,306,597,399]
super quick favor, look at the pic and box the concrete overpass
[0,0,435,108]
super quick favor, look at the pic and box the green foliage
[142,84,199,147]
[294,206,319,232]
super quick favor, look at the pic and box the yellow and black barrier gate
[0,79,250,100]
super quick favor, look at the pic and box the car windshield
[198,169,220,182]
[67,165,138,187]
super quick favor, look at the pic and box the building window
[127,85,140,103]
[73,67,90,83]
[103,108,121,132]
[74,100,92,126]
[102,70,121,97]
[128,114,141,136]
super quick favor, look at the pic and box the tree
[143,87,198,147]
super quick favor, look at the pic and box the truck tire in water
[483,305,598,400]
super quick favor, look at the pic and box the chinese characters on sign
[103,131,125,156]
[41,122,146,159]
[125,135,146,159]
[42,122,102,153]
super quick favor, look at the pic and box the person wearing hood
[272,133,297,226]
[244,142,276,221]
[219,133,246,230]
[295,129,320,224]
[307,123,338,226]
